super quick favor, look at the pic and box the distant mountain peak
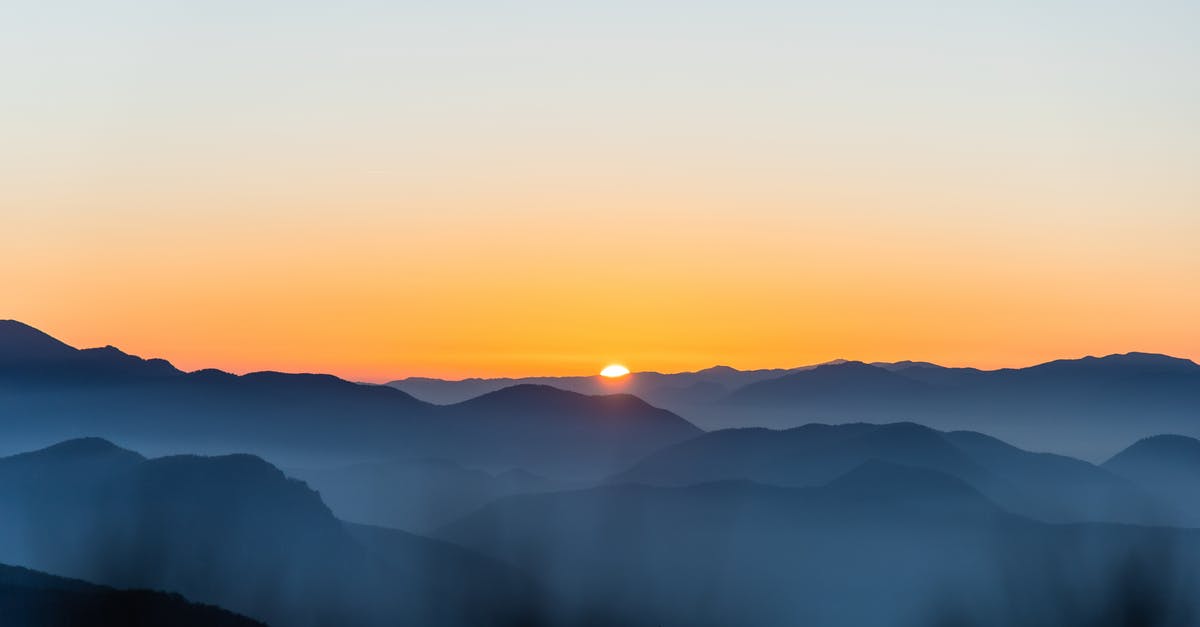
[872,360,944,371]
[22,437,138,459]
[1106,434,1200,467]
[1031,352,1199,372]
[465,383,582,402]
[458,383,662,412]
[1,437,147,472]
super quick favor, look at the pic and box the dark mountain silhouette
[0,438,541,627]
[0,321,698,477]
[289,457,569,532]
[0,320,77,361]
[439,462,1200,626]
[611,422,1159,524]
[1103,435,1200,525]
[437,385,699,477]
[0,563,263,627]
[0,320,179,378]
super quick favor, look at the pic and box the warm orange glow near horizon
[4,1,1198,383]
[6,197,1198,382]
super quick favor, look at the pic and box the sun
[600,364,630,378]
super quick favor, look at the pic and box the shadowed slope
[612,422,1158,524]
[440,461,1200,627]
[290,458,569,532]
[0,563,264,627]
[0,439,541,627]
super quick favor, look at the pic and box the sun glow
[600,364,630,378]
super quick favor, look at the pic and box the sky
[3,0,1198,381]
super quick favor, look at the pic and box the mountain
[1103,435,1200,525]
[716,355,1200,460]
[439,462,1200,626]
[612,422,978,488]
[0,320,180,378]
[0,563,264,627]
[289,458,569,533]
[436,385,700,476]
[0,320,77,362]
[0,321,698,478]
[388,363,809,407]
[0,438,541,627]
[390,352,1200,461]
[287,385,700,532]
[726,361,934,403]
[611,422,1158,524]
[0,322,430,464]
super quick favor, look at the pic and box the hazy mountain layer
[0,438,541,627]
[440,462,1200,627]
[396,351,1200,460]
[611,421,1165,525]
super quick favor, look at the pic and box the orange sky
[4,1,1198,381]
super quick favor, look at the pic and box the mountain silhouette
[0,320,77,361]
[1103,435,1200,525]
[0,321,698,477]
[0,320,179,378]
[612,422,1158,524]
[389,351,1200,461]
[714,354,1200,460]
[726,361,933,403]
[0,563,264,627]
[0,438,541,627]
[437,384,700,476]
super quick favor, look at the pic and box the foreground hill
[0,320,698,477]
[611,422,1160,524]
[0,438,541,627]
[439,462,1200,626]
[0,563,263,627]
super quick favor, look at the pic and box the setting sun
[600,364,631,378]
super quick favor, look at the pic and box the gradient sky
[4,0,1198,381]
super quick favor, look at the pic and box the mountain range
[439,460,1200,626]
[0,320,699,477]
[5,318,1200,626]
[393,352,1200,461]
[610,421,1181,525]
[0,437,541,627]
